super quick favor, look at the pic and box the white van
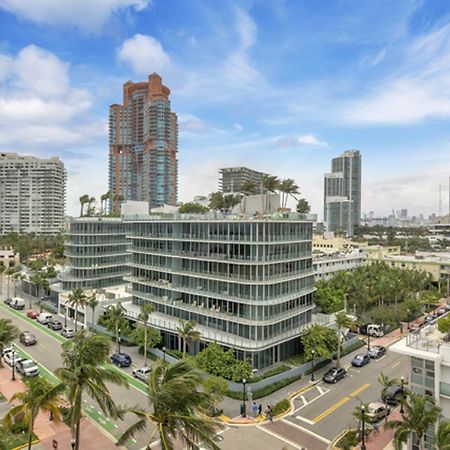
[37,313,52,324]
[367,324,384,337]
[10,298,25,310]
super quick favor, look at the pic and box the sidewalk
[364,409,402,450]
[0,366,119,450]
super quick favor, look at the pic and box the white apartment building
[0,153,66,234]
[313,250,366,281]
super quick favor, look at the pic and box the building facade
[0,152,66,234]
[219,167,268,195]
[59,218,130,291]
[125,215,315,368]
[324,150,361,236]
[313,250,366,281]
[109,73,178,212]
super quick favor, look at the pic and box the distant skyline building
[0,152,66,235]
[108,73,178,212]
[323,150,361,236]
[219,167,268,195]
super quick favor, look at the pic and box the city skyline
[1,1,450,217]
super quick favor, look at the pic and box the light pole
[400,376,405,414]
[407,309,411,331]
[64,305,67,327]
[71,438,75,450]
[118,327,121,353]
[367,332,371,353]
[361,405,366,450]
[311,349,316,382]
[241,378,247,417]
[162,346,166,363]
[11,343,16,381]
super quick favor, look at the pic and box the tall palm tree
[87,291,98,329]
[138,303,154,366]
[3,378,64,450]
[279,179,300,209]
[108,302,126,352]
[55,330,128,450]
[79,194,89,217]
[261,175,279,214]
[335,311,355,368]
[386,393,441,450]
[86,197,96,216]
[118,360,222,450]
[435,421,450,450]
[68,288,87,331]
[0,263,5,296]
[100,191,111,215]
[176,319,201,358]
[239,180,257,214]
[378,372,400,424]
[0,319,19,368]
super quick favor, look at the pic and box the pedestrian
[267,405,273,422]
[373,423,379,435]
[258,404,262,416]
[252,401,258,417]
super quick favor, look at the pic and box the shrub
[332,340,364,360]
[272,399,290,416]
[335,430,359,450]
[227,375,301,400]
[304,358,331,375]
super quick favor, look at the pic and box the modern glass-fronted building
[125,214,315,368]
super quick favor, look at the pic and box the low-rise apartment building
[313,250,366,281]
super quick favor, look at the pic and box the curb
[12,439,40,450]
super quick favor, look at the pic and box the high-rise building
[323,150,361,236]
[108,73,178,212]
[0,152,66,234]
[219,167,268,194]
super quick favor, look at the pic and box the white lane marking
[296,416,315,425]
[281,418,331,444]
[257,425,306,450]
[300,395,306,405]
[317,385,324,395]
[292,386,329,414]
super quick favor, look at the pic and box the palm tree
[108,302,126,352]
[79,194,89,217]
[223,194,241,213]
[279,178,300,209]
[386,393,440,450]
[240,180,257,214]
[6,268,15,298]
[118,360,222,450]
[87,291,98,329]
[113,193,124,212]
[0,319,19,368]
[67,288,87,331]
[100,191,111,215]
[435,421,450,450]
[0,263,5,296]
[261,175,279,214]
[335,311,355,368]
[3,377,64,450]
[177,319,201,358]
[55,330,128,450]
[208,192,226,211]
[138,303,154,366]
[86,197,96,216]
[378,372,400,424]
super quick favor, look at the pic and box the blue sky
[1,0,450,218]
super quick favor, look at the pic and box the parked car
[367,324,384,337]
[366,402,390,422]
[48,320,63,331]
[368,345,386,359]
[19,331,37,346]
[2,344,13,356]
[436,307,446,316]
[36,313,52,324]
[132,367,151,382]
[381,385,404,405]
[351,353,371,367]
[15,359,39,377]
[10,298,25,310]
[111,352,132,368]
[323,367,347,383]
[3,351,23,367]
[27,310,39,319]
[3,298,12,306]
[61,327,76,338]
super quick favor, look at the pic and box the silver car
[61,327,76,338]
[132,367,151,382]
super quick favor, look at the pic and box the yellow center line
[392,362,400,368]
[350,383,370,398]
[313,396,351,423]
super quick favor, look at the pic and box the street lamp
[407,309,411,331]
[311,349,316,382]
[71,438,75,450]
[241,378,247,417]
[400,376,405,414]
[118,327,121,353]
[361,405,366,450]
[367,332,371,353]
[64,305,67,327]
[11,343,16,381]
[162,346,166,363]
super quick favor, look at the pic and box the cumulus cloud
[117,34,170,74]
[275,134,328,148]
[178,113,209,133]
[0,0,150,31]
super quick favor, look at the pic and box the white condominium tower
[0,152,66,234]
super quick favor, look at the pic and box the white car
[2,344,13,356]
[4,351,24,367]
[132,367,151,382]
[15,359,39,377]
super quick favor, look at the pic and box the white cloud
[178,113,209,133]
[275,134,328,148]
[0,0,150,31]
[234,123,243,132]
[117,34,170,74]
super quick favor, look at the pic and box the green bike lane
[0,303,156,449]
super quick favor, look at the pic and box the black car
[381,385,404,405]
[323,367,347,383]
[369,345,386,359]
[48,319,63,331]
[111,352,132,368]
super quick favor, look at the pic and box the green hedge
[272,399,290,415]
[304,358,331,375]
[227,375,301,400]
[248,364,291,383]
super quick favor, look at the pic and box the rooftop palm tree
[279,178,300,209]
[87,291,98,330]
[177,319,201,358]
[55,330,128,450]
[0,318,19,368]
[335,311,355,368]
[79,194,89,217]
[239,180,257,214]
[86,196,96,216]
[386,392,441,450]
[68,288,87,331]
[435,420,450,450]
[138,303,154,366]
[118,360,222,450]
[3,377,64,450]
[261,175,279,214]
